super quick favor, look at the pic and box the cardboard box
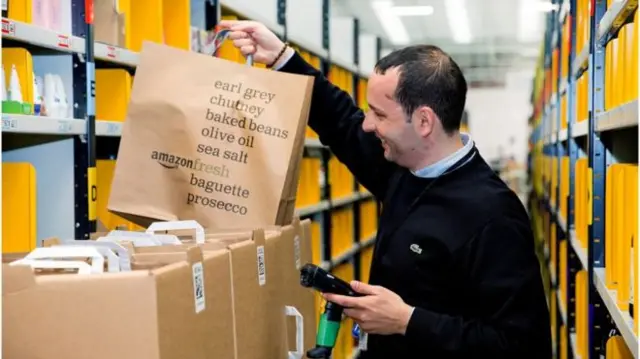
[188,218,317,356]
[3,246,235,359]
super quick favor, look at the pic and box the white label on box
[358,332,368,351]
[257,245,266,286]
[192,262,206,313]
[294,235,301,269]
[2,0,7,11]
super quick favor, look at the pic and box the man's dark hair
[375,45,467,135]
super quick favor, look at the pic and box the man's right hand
[217,20,294,68]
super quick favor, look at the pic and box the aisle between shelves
[529,0,639,358]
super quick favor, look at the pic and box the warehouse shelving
[2,1,382,357]
[528,0,639,358]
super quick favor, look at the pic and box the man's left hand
[323,281,414,335]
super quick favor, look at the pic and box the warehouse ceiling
[333,0,551,86]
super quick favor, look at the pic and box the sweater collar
[411,133,475,178]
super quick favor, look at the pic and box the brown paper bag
[94,0,125,47]
[108,41,314,229]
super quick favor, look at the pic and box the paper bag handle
[209,29,254,66]
[10,259,94,275]
[103,230,164,247]
[112,0,122,14]
[56,240,132,271]
[285,306,304,359]
[23,246,105,274]
[146,220,205,244]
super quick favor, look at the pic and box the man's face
[362,68,423,168]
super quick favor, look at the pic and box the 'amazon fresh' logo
[151,150,190,169]
[150,150,230,179]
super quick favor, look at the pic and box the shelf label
[104,122,121,136]
[2,116,18,131]
[1,18,15,36]
[57,34,71,49]
[57,120,73,133]
[106,46,117,58]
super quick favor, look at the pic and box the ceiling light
[371,1,411,45]
[391,5,434,16]
[532,1,560,12]
[444,0,472,44]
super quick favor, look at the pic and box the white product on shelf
[1,65,7,101]
[43,73,59,117]
[54,74,69,118]
[32,0,64,33]
[8,64,23,103]
[32,72,42,115]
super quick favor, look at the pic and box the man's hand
[217,20,294,67]
[323,281,414,335]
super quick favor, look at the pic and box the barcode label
[57,34,71,49]
[2,117,17,131]
[57,120,72,133]
[2,19,15,35]
[105,122,121,136]
[192,262,206,313]
[107,46,117,58]
[294,235,301,269]
[359,332,368,351]
[256,245,266,286]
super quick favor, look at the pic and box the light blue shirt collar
[412,133,475,178]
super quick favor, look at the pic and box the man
[220,20,552,359]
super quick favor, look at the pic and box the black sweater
[280,53,552,359]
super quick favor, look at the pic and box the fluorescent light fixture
[391,5,434,16]
[444,0,472,44]
[518,0,546,42]
[533,1,560,12]
[371,1,410,45]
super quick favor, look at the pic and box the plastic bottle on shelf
[8,64,23,103]
[54,74,69,118]
[32,72,43,115]
[1,65,7,102]
[43,73,60,118]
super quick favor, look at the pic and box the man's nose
[362,116,374,132]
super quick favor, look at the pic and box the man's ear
[414,106,436,138]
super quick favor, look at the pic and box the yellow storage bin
[617,164,638,310]
[575,158,590,247]
[360,245,374,283]
[560,156,569,220]
[2,162,37,254]
[125,0,164,52]
[6,0,32,22]
[605,335,634,358]
[331,208,354,259]
[560,324,567,359]
[295,158,322,208]
[611,38,620,108]
[96,159,144,231]
[311,219,322,265]
[2,47,35,110]
[162,0,190,50]
[559,240,567,303]
[606,41,613,110]
[96,69,132,121]
[575,270,588,357]
[359,199,377,240]
[622,20,637,102]
[329,156,354,200]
